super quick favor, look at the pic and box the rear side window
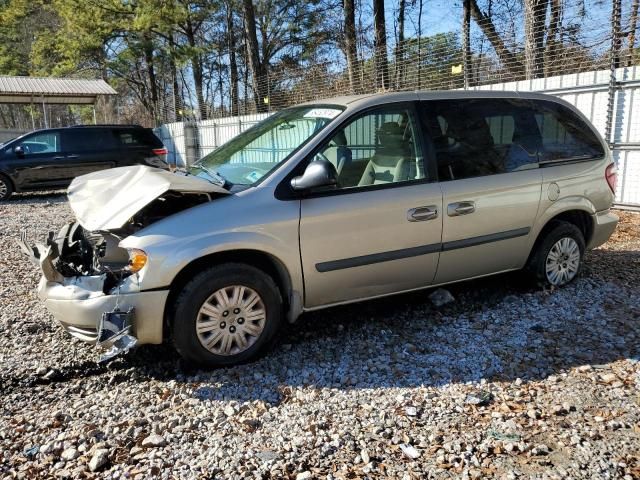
[531,100,605,162]
[64,129,117,152]
[424,99,541,181]
[116,128,161,148]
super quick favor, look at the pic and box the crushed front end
[19,221,168,361]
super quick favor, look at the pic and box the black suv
[0,125,168,200]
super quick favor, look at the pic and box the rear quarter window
[116,129,162,148]
[531,100,605,162]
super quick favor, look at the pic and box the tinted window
[9,132,61,155]
[531,100,604,162]
[314,106,426,189]
[64,129,117,152]
[117,128,161,148]
[425,99,541,181]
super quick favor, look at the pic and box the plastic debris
[399,444,420,459]
[428,288,455,307]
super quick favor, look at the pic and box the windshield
[189,105,344,186]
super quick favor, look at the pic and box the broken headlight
[125,249,148,274]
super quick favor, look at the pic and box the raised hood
[68,165,229,231]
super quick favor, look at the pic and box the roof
[0,76,117,104]
[304,89,567,110]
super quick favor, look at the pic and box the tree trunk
[227,2,239,116]
[242,0,268,112]
[628,0,639,65]
[544,0,561,76]
[395,0,405,89]
[142,36,158,123]
[168,34,182,122]
[469,0,523,75]
[373,0,389,90]
[463,0,471,88]
[524,0,548,79]
[185,18,207,120]
[343,0,359,93]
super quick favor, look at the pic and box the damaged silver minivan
[23,91,618,366]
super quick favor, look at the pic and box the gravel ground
[1,193,639,480]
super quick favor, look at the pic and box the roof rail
[67,124,144,128]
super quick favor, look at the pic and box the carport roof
[0,76,117,104]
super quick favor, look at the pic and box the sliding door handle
[447,201,476,216]
[407,205,438,222]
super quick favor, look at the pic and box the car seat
[358,122,411,186]
[322,130,352,176]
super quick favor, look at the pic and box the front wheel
[527,221,585,287]
[172,263,282,367]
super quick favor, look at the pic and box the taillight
[152,147,168,156]
[605,162,617,193]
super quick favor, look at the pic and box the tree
[469,0,523,75]
[226,0,240,115]
[241,0,267,111]
[394,0,406,89]
[373,0,389,89]
[343,0,359,93]
[524,0,549,79]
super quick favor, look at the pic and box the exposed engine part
[121,191,211,235]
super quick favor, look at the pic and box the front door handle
[447,201,476,216]
[66,155,79,159]
[407,205,438,222]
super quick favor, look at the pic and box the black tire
[171,263,282,367]
[526,220,585,287]
[0,174,13,201]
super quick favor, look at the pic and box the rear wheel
[0,175,13,200]
[172,263,282,367]
[527,221,585,287]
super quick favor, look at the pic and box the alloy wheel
[0,179,7,199]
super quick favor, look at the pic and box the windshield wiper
[192,164,229,188]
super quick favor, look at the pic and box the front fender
[137,230,302,292]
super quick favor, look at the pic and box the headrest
[377,122,406,149]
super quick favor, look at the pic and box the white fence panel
[154,122,186,167]
[159,67,640,205]
[471,66,640,206]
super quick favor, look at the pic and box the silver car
[25,91,618,366]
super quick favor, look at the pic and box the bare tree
[373,0,389,89]
[628,0,639,65]
[343,0,359,93]
[226,1,239,115]
[469,0,523,74]
[395,0,406,89]
[241,0,268,112]
[544,0,562,75]
[524,0,549,78]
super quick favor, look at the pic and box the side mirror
[290,158,338,191]
[14,145,24,157]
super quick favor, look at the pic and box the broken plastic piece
[97,307,135,345]
[98,334,138,363]
[399,444,420,459]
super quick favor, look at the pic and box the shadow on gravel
[0,191,66,204]
[17,264,636,406]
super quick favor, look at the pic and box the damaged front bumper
[20,223,168,358]
[38,275,167,345]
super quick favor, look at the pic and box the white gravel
[1,193,639,479]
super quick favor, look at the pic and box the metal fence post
[605,0,622,147]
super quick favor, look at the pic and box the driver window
[315,107,426,189]
[14,132,61,155]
